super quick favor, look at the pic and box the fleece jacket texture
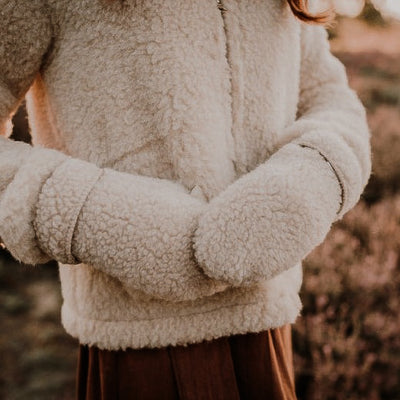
[0,0,371,350]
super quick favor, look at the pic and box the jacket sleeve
[193,24,372,286]
[0,2,228,302]
[0,1,53,138]
[0,0,57,263]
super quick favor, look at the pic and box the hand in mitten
[0,136,228,301]
[193,143,342,286]
[34,158,228,302]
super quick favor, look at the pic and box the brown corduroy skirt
[76,325,296,400]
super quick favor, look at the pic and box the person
[0,0,371,398]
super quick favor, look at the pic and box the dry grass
[294,17,400,400]
[295,197,400,399]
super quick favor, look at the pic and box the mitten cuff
[34,157,103,264]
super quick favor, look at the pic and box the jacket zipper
[216,0,239,175]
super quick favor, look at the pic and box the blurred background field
[1,3,400,400]
[295,7,400,399]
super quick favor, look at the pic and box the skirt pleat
[76,325,296,400]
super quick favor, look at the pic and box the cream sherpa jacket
[0,0,371,350]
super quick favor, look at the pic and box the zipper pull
[216,0,227,12]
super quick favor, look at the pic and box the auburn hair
[287,0,332,24]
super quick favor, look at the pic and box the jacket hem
[61,293,302,350]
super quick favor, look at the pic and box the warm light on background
[321,0,400,19]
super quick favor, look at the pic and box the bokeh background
[1,1,400,399]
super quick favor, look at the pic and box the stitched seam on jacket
[297,143,345,216]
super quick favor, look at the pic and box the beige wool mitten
[193,142,342,286]
[34,157,228,301]
[0,137,227,301]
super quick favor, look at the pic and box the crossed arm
[0,2,371,301]
[193,25,371,286]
